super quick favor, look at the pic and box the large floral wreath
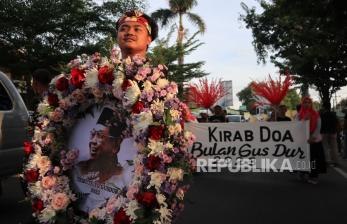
[23,50,196,224]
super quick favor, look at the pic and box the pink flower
[134,164,144,176]
[59,98,71,110]
[106,197,117,214]
[135,67,151,81]
[41,176,57,189]
[126,186,139,200]
[160,90,167,97]
[52,193,69,210]
[71,89,85,103]
[50,108,64,122]
[66,150,79,161]
[162,154,172,164]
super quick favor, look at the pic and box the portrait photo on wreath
[68,106,137,214]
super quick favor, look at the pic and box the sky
[145,0,347,108]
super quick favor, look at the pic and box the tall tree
[237,83,255,113]
[240,0,347,110]
[282,89,301,110]
[148,30,208,98]
[0,0,145,77]
[151,0,205,65]
[0,0,145,108]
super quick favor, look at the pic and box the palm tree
[151,0,206,65]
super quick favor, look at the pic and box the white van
[0,71,30,194]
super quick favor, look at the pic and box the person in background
[267,109,276,121]
[320,110,339,166]
[277,105,291,121]
[209,105,226,122]
[198,112,209,122]
[31,68,52,98]
[343,112,347,159]
[296,96,326,184]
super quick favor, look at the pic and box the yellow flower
[169,109,181,120]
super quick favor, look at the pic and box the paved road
[1,167,347,224]
[177,167,347,224]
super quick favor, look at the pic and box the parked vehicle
[0,71,30,194]
[226,114,245,123]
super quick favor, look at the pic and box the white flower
[89,207,106,220]
[165,142,173,150]
[100,57,110,66]
[148,139,164,156]
[37,102,50,115]
[38,208,56,223]
[133,111,153,133]
[29,181,43,197]
[156,194,167,206]
[85,68,99,88]
[168,123,182,136]
[167,168,184,183]
[112,70,125,99]
[148,172,166,190]
[143,80,153,91]
[156,78,169,89]
[155,206,172,224]
[150,99,165,115]
[124,80,141,107]
[125,200,139,220]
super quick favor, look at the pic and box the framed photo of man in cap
[68,106,137,213]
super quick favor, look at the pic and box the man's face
[88,128,114,158]
[117,21,152,54]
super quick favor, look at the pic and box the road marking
[333,167,347,180]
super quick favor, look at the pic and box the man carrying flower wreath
[23,10,196,224]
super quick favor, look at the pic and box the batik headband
[117,11,152,35]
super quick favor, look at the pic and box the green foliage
[0,0,145,77]
[240,0,347,110]
[148,30,208,98]
[282,89,301,110]
[0,0,145,109]
[151,0,205,65]
[236,83,255,112]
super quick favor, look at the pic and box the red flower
[137,192,157,208]
[56,77,69,91]
[113,207,131,224]
[148,125,164,140]
[132,101,144,114]
[70,68,85,88]
[121,79,132,91]
[32,199,44,212]
[25,169,39,182]
[98,66,115,84]
[47,93,59,107]
[24,141,34,156]
[146,155,161,171]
